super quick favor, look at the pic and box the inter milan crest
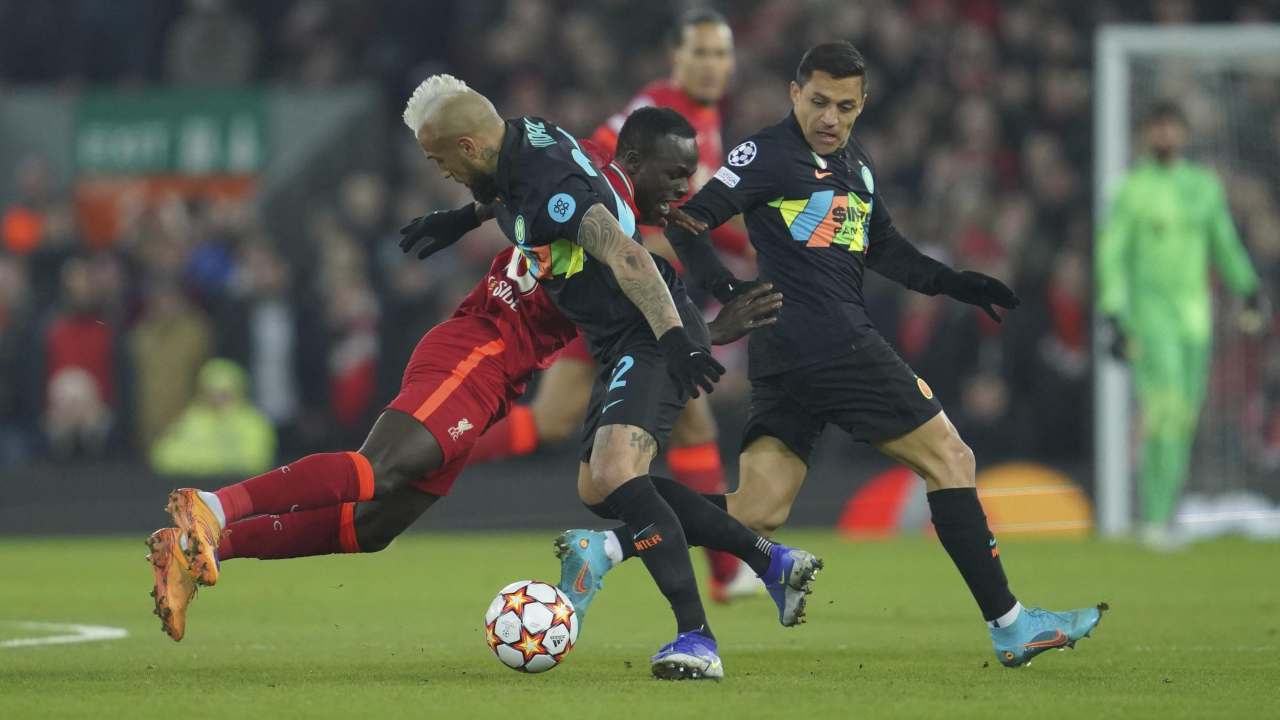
[728,141,757,167]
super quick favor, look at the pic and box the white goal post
[1093,25,1280,537]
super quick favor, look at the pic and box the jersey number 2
[608,355,634,391]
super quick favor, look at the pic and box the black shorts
[579,300,708,462]
[742,333,942,463]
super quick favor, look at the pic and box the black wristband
[657,327,694,355]
[457,203,482,232]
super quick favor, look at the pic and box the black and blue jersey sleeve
[525,174,611,248]
[665,135,781,298]
[683,136,782,228]
[863,167,952,295]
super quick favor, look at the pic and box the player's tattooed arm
[577,203,683,337]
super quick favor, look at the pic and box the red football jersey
[579,138,640,222]
[591,79,748,255]
[592,79,723,191]
[452,248,579,380]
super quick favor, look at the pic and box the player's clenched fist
[399,203,482,260]
[658,327,725,399]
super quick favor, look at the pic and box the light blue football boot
[651,629,723,680]
[990,603,1108,667]
[553,530,614,625]
[761,544,824,627]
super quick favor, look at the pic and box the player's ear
[620,149,643,175]
[457,136,479,160]
[789,81,802,105]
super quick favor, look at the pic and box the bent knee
[926,437,976,490]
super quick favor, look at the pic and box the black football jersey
[490,116,685,360]
[678,112,949,378]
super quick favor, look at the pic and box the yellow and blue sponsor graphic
[768,191,871,252]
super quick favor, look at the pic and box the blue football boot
[761,544,824,627]
[651,630,724,680]
[553,530,614,624]
[990,603,1108,667]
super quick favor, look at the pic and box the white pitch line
[0,621,128,648]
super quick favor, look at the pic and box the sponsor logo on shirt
[487,276,520,312]
[768,191,872,252]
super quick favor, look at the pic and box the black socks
[649,476,773,576]
[927,487,1017,622]
[594,478,772,575]
[604,476,710,637]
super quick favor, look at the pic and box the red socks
[667,442,738,585]
[214,452,375,526]
[466,405,539,464]
[217,503,361,560]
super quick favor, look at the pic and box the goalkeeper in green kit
[1096,100,1265,545]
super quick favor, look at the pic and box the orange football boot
[146,528,197,642]
[166,489,222,586]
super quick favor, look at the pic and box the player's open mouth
[815,130,839,144]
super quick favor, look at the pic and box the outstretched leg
[876,411,1103,667]
[167,409,443,585]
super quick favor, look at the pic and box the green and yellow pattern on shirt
[768,190,872,252]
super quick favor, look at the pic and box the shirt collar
[495,118,521,199]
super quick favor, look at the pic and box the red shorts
[385,319,517,496]
[557,334,596,365]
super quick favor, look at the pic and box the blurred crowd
[2,0,1278,478]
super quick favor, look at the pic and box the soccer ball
[484,580,578,673]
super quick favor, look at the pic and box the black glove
[399,204,481,260]
[658,327,725,399]
[937,270,1020,323]
[710,277,770,304]
[1103,316,1127,361]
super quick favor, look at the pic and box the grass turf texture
[2,532,1275,719]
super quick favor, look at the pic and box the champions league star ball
[484,580,579,673]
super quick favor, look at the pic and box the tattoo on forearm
[578,203,682,337]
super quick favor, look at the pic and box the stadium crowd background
[1,0,1278,489]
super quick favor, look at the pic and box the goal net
[1094,26,1280,538]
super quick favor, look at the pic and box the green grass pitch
[2,531,1276,719]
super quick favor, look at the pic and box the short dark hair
[617,107,696,158]
[669,7,730,48]
[1143,99,1187,128]
[796,41,867,87]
